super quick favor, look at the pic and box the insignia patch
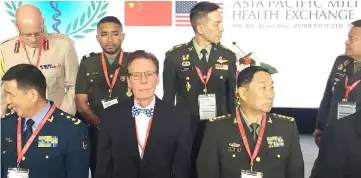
[182,61,190,67]
[344,60,350,65]
[82,136,88,151]
[273,113,295,122]
[217,56,228,64]
[209,114,231,122]
[268,118,272,123]
[266,136,285,148]
[39,63,62,70]
[182,54,190,61]
[38,136,58,148]
[338,64,343,71]
[228,142,241,152]
[215,64,228,70]
[120,76,126,82]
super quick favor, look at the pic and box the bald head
[15,4,44,48]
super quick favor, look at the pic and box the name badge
[101,97,118,109]
[241,170,263,178]
[8,168,29,178]
[337,101,356,119]
[198,94,216,120]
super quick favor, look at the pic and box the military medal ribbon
[195,66,213,94]
[101,50,124,97]
[236,110,266,171]
[16,104,57,167]
[344,75,361,101]
[19,38,45,68]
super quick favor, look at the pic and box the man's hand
[313,129,323,147]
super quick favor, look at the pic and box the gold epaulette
[59,112,82,125]
[272,113,295,122]
[209,114,232,122]
[1,36,17,45]
[1,111,15,119]
[167,43,186,54]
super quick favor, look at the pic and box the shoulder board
[1,36,17,45]
[45,33,71,41]
[272,113,295,122]
[166,43,186,54]
[208,114,232,122]
[1,111,16,119]
[82,52,99,59]
[58,111,83,126]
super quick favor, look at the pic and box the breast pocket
[86,73,102,103]
[42,66,64,94]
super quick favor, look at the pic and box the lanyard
[16,104,57,167]
[194,66,213,94]
[236,109,266,171]
[134,104,155,156]
[19,38,44,68]
[101,50,124,97]
[344,75,361,100]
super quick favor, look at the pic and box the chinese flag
[125,1,172,26]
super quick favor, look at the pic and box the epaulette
[45,33,71,41]
[82,52,98,59]
[272,113,295,122]
[59,112,83,125]
[1,36,17,45]
[166,43,186,54]
[1,111,16,119]
[208,114,232,122]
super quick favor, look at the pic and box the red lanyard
[134,104,155,155]
[16,104,57,166]
[195,66,213,93]
[236,110,266,171]
[344,75,361,100]
[19,38,44,67]
[101,50,124,97]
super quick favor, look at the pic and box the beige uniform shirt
[0,33,78,115]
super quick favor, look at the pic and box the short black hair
[126,50,159,74]
[97,16,123,28]
[237,66,270,88]
[190,1,220,32]
[351,19,361,27]
[2,64,46,99]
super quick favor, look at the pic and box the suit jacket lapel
[140,97,163,169]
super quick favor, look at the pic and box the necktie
[132,106,154,117]
[23,119,35,142]
[250,123,259,141]
[200,49,208,63]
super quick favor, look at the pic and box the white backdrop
[0,0,360,108]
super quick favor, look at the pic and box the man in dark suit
[197,66,304,178]
[95,50,193,178]
[1,64,89,178]
[310,19,361,177]
[314,111,361,178]
[162,2,237,177]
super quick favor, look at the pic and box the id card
[337,102,356,120]
[101,97,118,109]
[7,168,29,178]
[198,94,216,120]
[241,170,263,178]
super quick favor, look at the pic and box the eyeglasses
[128,71,158,80]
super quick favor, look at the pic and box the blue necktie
[132,106,154,117]
[23,119,35,143]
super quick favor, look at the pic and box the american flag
[174,1,223,27]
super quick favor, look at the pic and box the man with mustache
[0,4,79,116]
[75,16,131,177]
[197,66,304,178]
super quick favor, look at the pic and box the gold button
[256,157,260,162]
[22,156,25,161]
[232,154,236,158]
[90,79,93,82]
[66,116,71,119]
[86,73,90,76]
[110,74,113,78]
[60,113,64,115]
[277,154,280,158]
[45,155,49,159]
[220,76,223,79]
[203,75,206,79]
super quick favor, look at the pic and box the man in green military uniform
[162,2,236,177]
[1,64,89,178]
[75,16,131,177]
[197,66,304,178]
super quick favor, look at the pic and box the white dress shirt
[134,96,156,159]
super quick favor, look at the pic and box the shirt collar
[25,101,51,129]
[192,38,212,59]
[134,96,156,109]
[240,109,262,128]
